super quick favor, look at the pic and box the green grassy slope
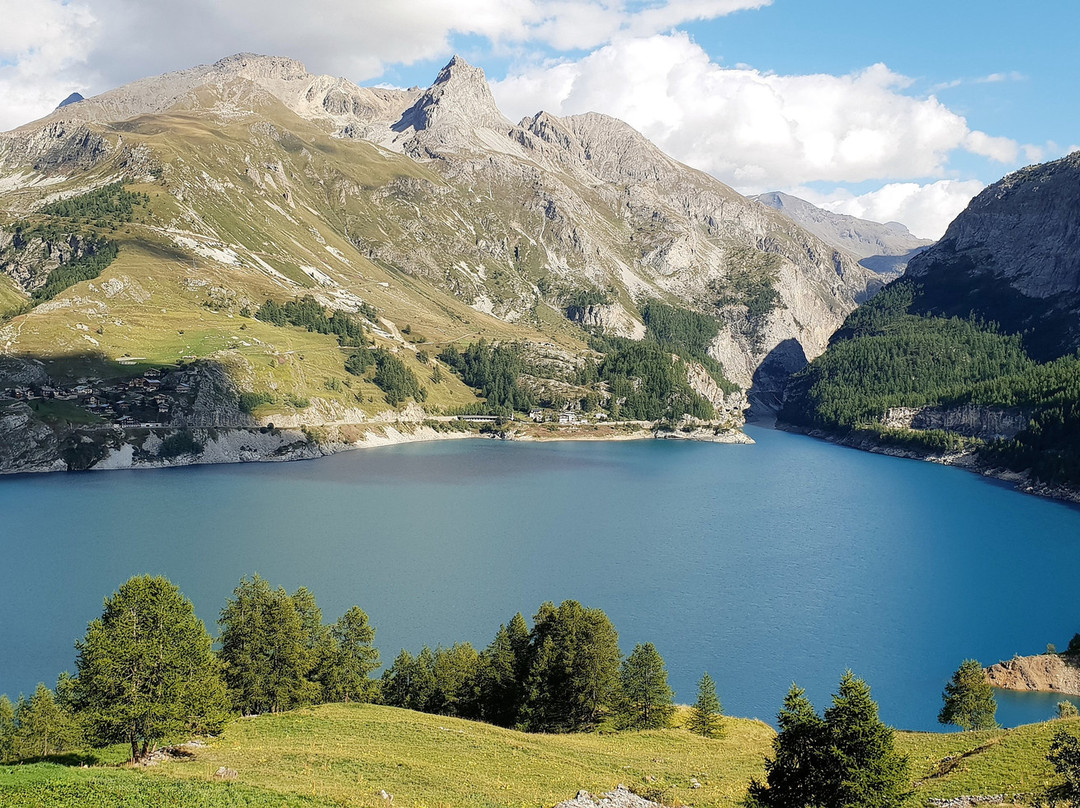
[5,706,1078,808]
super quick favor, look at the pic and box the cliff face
[904,151,1080,360]
[985,654,1080,696]
[754,191,932,279]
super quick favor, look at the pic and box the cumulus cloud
[0,0,98,130]
[0,0,768,131]
[791,180,987,240]
[492,33,1019,189]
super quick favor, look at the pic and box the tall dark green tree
[747,673,909,808]
[521,600,621,732]
[74,575,229,761]
[478,619,527,727]
[746,684,829,808]
[686,672,724,738]
[824,671,909,808]
[938,659,997,731]
[1049,728,1080,801]
[617,642,674,729]
[322,606,380,703]
[219,575,316,715]
[381,650,421,710]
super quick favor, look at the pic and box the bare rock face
[881,404,1028,441]
[755,191,933,278]
[985,653,1080,696]
[903,151,1080,359]
[555,785,663,808]
[0,402,61,471]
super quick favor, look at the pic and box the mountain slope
[754,191,932,279]
[780,152,1080,494]
[0,53,883,471]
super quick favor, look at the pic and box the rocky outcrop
[881,404,1027,441]
[904,151,1080,360]
[0,402,64,471]
[555,785,663,808]
[985,654,1080,695]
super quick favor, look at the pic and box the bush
[158,430,203,459]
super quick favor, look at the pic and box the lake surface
[3,426,1080,732]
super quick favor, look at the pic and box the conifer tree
[0,695,14,762]
[938,659,997,731]
[74,575,229,761]
[617,642,674,729]
[747,673,908,808]
[219,575,315,715]
[14,684,80,760]
[322,606,379,703]
[686,672,724,738]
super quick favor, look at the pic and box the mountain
[901,151,1080,361]
[754,191,932,279]
[0,53,880,472]
[56,93,85,109]
[780,152,1080,496]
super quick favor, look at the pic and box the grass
[26,399,102,426]
[147,704,775,808]
[3,708,1079,807]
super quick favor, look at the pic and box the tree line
[380,601,721,734]
[782,279,1080,486]
[255,296,371,348]
[0,575,379,763]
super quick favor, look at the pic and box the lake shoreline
[776,422,1080,507]
[0,418,753,477]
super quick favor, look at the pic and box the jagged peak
[393,55,509,134]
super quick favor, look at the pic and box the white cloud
[0,0,98,130]
[0,0,768,131]
[791,180,986,240]
[492,33,1018,190]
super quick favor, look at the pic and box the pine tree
[938,659,997,731]
[746,684,829,808]
[13,684,79,760]
[824,671,909,808]
[219,575,315,715]
[618,643,674,729]
[747,673,908,808]
[381,650,419,709]
[74,575,229,761]
[0,694,17,761]
[322,606,380,703]
[686,672,724,738]
[521,601,621,732]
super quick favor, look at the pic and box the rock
[379,789,393,801]
[690,778,702,789]
[904,151,1080,360]
[553,784,664,808]
[214,766,238,780]
[985,653,1080,695]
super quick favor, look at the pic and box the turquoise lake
[3,425,1080,732]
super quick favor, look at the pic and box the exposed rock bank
[554,785,663,808]
[985,654,1080,696]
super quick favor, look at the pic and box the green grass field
[4,706,1079,808]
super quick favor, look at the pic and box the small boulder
[214,766,238,780]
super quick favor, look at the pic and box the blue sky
[2,0,1076,237]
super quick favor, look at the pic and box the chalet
[143,369,162,379]
[529,409,544,422]
[558,411,578,425]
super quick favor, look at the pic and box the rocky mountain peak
[211,53,309,82]
[394,55,510,134]
[56,92,84,110]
